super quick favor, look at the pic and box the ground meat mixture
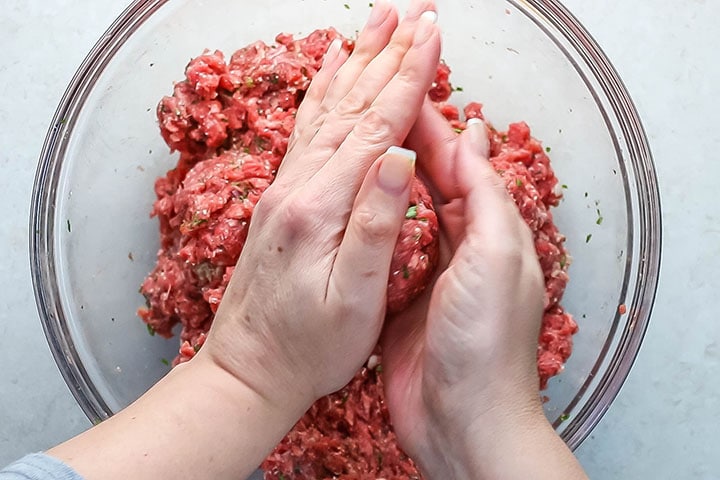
[139,28,577,480]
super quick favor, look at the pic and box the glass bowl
[31,0,661,456]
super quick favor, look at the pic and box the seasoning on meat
[139,28,576,480]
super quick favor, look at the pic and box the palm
[381,198,465,454]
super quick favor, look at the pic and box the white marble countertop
[1,0,718,478]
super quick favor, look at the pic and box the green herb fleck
[66,219,72,233]
[146,324,156,336]
[559,413,570,422]
[344,3,350,9]
[559,255,567,268]
[184,215,208,230]
[405,205,418,219]
[270,73,280,85]
[59,118,67,125]
[369,2,374,6]
[515,178,523,187]
[418,217,429,223]
[453,127,463,134]
[452,86,464,92]
[244,77,255,88]
[161,358,170,366]
[596,208,604,225]
[279,474,288,480]
[242,147,250,154]
[376,364,383,373]
[402,265,410,280]
[584,192,588,198]
[92,418,103,426]
[502,134,509,143]
[585,234,592,243]
[193,344,201,353]
[561,184,568,189]
[545,146,552,153]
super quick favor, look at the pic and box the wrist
[188,351,313,427]
[416,382,550,479]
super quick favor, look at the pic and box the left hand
[200,0,442,409]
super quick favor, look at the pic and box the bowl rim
[30,0,662,450]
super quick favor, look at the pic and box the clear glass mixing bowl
[31,0,661,457]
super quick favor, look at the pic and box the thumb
[328,147,415,322]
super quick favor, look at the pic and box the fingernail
[366,0,389,28]
[378,146,416,194]
[414,11,438,45]
[322,39,342,67]
[466,118,490,157]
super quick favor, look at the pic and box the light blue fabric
[0,454,84,480]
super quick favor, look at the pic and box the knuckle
[353,208,399,246]
[352,108,394,142]
[276,193,321,238]
[334,90,371,117]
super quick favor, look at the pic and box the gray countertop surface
[2,0,718,478]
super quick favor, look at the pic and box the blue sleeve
[0,454,84,480]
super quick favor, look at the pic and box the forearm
[48,354,308,480]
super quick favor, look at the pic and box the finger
[281,0,399,176]
[294,0,398,134]
[277,3,436,186]
[457,119,522,241]
[279,39,349,178]
[310,14,441,209]
[320,0,431,110]
[327,147,415,322]
[405,97,463,204]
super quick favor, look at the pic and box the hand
[47,4,444,480]
[201,0,442,410]
[381,101,584,479]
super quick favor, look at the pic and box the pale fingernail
[366,0,389,27]
[322,39,342,67]
[466,118,490,157]
[414,11,438,44]
[378,146,416,194]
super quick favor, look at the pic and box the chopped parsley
[559,255,567,268]
[405,205,418,219]
[561,184,568,189]
[244,77,255,88]
[344,3,350,9]
[402,265,410,279]
[559,413,570,422]
[161,358,170,366]
[596,208,604,225]
[279,474,288,480]
[585,234,592,243]
[193,344,201,353]
[545,146,552,153]
[453,127,463,134]
[66,219,72,233]
[270,73,280,85]
[376,364,383,373]
[369,2,374,6]
[515,178,523,187]
[146,324,156,336]
[501,134,509,143]
[584,192,588,198]
[452,86,464,92]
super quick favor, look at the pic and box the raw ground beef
[139,28,577,480]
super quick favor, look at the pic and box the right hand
[381,101,548,478]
